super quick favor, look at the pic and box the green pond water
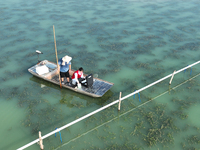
[0,0,200,149]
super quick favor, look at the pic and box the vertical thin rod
[39,131,44,150]
[53,25,62,89]
[169,70,176,85]
[118,92,122,111]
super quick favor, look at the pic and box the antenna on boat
[36,50,43,63]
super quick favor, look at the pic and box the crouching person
[71,67,86,87]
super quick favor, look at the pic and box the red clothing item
[71,70,83,79]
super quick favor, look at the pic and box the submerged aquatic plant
[181,134,200,149]
[178,42,200,51]
[187,135,200,145]
[171,98,196,110]
[128,103,180,147]
[177,25,196,33]
[135,62,151,70]
[99,42,128,52]
[171,110,188,120]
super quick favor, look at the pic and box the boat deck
[51,75,113,96]
[28,60,114,97]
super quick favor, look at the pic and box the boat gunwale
[28,60,114,97]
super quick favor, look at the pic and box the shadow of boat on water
[29,76,114,107]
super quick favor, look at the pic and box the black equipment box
[86,74,93,88]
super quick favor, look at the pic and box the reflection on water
[0,0,200,149]
[30,76,114,107]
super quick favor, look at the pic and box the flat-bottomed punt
[28,60,114,97]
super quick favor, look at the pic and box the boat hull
[28,60,114,97]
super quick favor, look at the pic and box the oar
[53,25,62,89]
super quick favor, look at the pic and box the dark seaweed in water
[50,14,71,21]
[0,86,21,100]
[164,49,182,59]
[135,62,151,70]
[171,98,196,110]
[136,35,162,41]
[181,135,200,149]
[187,135,200,145]
[169,33,186,43]
[82,100,183,149]
[60,99,85,108]
[91,143,141,150]
[134,42,154,54]
[171,110,188,120]
[97,36,110,43]
[99,42,128,52]
[170,97,196,120]
[177,42,200,51]
[76,44,87,51]
[24,106,57,134]
[106,60,121,73]
[86,24,109,36]
[177,25,196,33]
[1,0,200,149]
[120,78,138,92]
[131,104,180,147]
[72,50,102,73]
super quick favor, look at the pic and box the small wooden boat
[28,60,114,97]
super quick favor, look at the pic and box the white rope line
[54,72,200,149]
[120,61,200,101]
[17,61,200,150]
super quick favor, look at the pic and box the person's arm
[68,63,71,74]
[81,73,84,78]
[74,73,79,84]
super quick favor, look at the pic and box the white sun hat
[62,55,72,65]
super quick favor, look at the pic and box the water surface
[0,0,200,149]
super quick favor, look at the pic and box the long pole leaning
[53,25,62,89]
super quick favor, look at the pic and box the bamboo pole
[169,70,176,85]
[118,92,122,111]
[38,131,44,150]
[53,25,62,89]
